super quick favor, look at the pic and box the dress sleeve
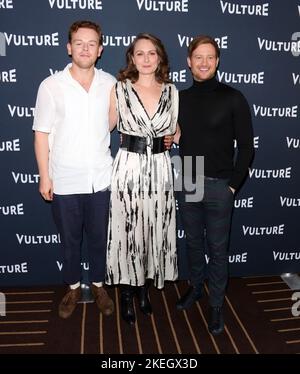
[170,84,179,133]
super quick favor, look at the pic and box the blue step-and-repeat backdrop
[0,0,299,286]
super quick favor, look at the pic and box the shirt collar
[63,63,101,87]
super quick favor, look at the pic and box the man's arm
[34,131,53,201]
[229,91,254,191]
[32,80,56,200]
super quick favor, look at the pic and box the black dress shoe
[208,306,224,335]
[136,285,152,315]
[120,286,136,325]
[176,285,203,311]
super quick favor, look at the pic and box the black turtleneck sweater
[178,77,254,190]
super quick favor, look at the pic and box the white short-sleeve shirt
[33,64,116,195]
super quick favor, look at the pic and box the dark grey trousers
[180,177,234,307]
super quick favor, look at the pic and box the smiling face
[187,43,219,82]
[67,27,102,69]
[131,38,160,77]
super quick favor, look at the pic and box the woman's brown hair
[118,33,170,83]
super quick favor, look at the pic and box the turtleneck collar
[191,77,219,92]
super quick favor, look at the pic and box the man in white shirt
[33,20,116,319]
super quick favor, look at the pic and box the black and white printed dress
[106,79,178,289]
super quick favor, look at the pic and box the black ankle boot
[136,282,152,315]
[208,306,224,335]
[120,286,136,325]
[176,285,203,311]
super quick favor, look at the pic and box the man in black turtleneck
[175,35,254,335]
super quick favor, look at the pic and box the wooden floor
[0,276,299,355]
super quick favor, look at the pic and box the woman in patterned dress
[106,33,178,324]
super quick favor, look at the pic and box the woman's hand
[164,135,174,150]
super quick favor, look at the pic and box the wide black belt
[120,133,166,154]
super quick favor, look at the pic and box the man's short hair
[188,35,220,58]
[68,20,103,45]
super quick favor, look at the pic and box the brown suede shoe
[91,285,114,316]
[58,287,81,319]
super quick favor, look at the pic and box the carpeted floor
[0,276,299,355]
